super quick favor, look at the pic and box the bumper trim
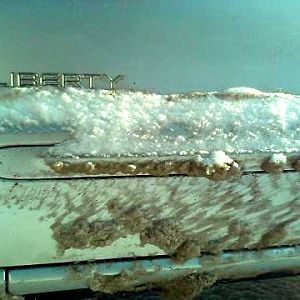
[7,246,300,295]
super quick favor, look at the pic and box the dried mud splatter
[88,271,217,300]
[51,200,200,261]
[159,273,218,300]
[0,293,24,300]
[256,220,294,249]
[47,156,241,182]
[51,218,122,251]
[140,219,201,262]
[89,269,149,294]
[51,191,299,258]
[261,159,285,174]
[291,158,300,171]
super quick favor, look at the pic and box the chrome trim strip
[8,246,300,295]
[0,131,71,148]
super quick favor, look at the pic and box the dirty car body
[1,0,300,298]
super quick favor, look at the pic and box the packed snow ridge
[0,87,299,157]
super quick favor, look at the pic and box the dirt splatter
[291,158,300,171]
[214,91,266,100]
[67,264,84,281]
[52,201,200,262]
[164,90,266,101]
[89,269,149,294]
[88,268,217,300]
[108,202,153,234]
[261,155,287,174]
[202,160,241,181]
[89,220,122,248]
[159,273,218,300]
[51,200,153,253]
[0,293,24,300]
[51,218,123,252]
[172,240,201,263]
[140,219,201,262]
[165,92,209,101]
[228,220,252,249]
[256,221,292,249]
[111,204,201,262]
[47,156,241,181]
[51,212,142,253]
[140,219,186,254]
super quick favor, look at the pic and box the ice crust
[0,87,299,158]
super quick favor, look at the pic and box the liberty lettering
[0,72,124,90]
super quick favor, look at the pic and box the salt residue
[0,87,300,158]
[202,151,234,168]
[269,153,287,165]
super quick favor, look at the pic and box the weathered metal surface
[1,173,300,267]
[7,246,300,295]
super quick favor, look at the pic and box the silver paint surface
[0,173,300,267]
